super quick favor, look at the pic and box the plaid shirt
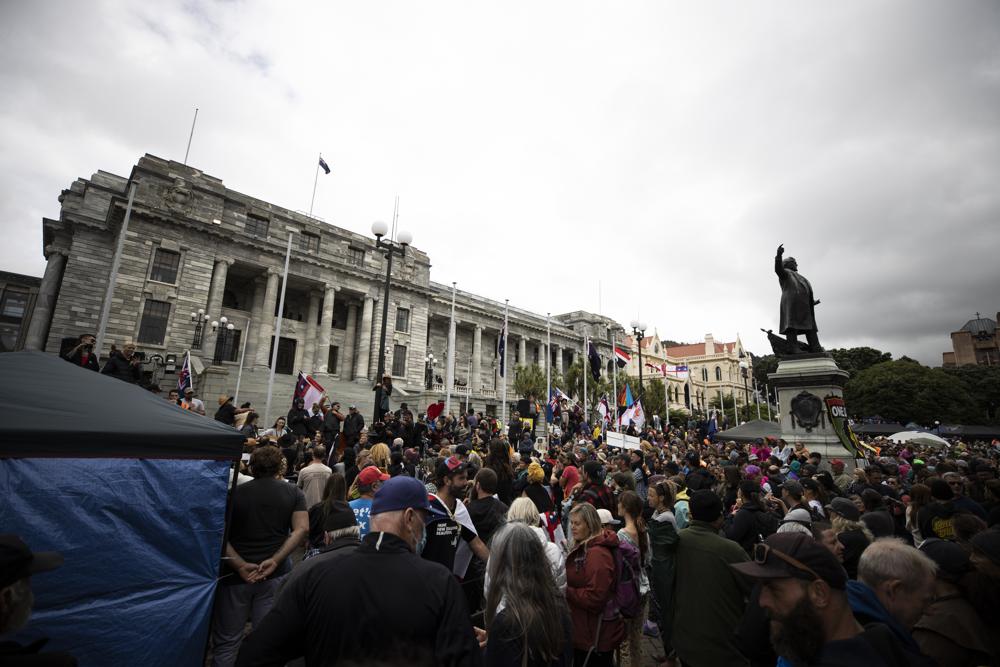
[578,481,615,513]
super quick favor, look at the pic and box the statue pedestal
[769,355,861,466]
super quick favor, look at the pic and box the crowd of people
[190,386,1000,667]
[6,343,996,666]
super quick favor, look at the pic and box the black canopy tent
[715,419,782,443]
[0,351,244,665]
[0,350,243,458]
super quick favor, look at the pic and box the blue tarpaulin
[0,352,244,666]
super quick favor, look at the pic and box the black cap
[731,532,848,589]
[826,497,860,522]
[919,539,971,582]
[689,489,722,523]
[322,501,359,532]
[0,534,64,589]
[929,478,954,501]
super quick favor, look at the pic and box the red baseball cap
[358,466,390,486]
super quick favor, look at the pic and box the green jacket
[647,512,679,652]
[671,520,752,667]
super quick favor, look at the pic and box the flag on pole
[497,323,507,378]
[620,399,645,428]
[177,351,192,394]
[588,342,601,381]
[614,347,631,368]
[546,387,560,423]
[318,157,331,174]
[617,383,634,409]
[597,395,612,423]
[293,371,325,409]
[666,364,689,380]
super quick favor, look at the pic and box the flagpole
[610,329,617,433]
[583,335,589,427]
[501,299,509,429]
[466,356,472,414]
[445,281,457,416]
[234,316,251,405]
[309,153,321,217]
[765,382,773,421]
[546,313,551,434]
[753,376,762,420]
[265,232,293,426]
[95,181,136,358]
[183,107,199,166]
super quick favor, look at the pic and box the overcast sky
[2,1,998,365]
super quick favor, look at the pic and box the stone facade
[0,271,41,352]
[942,313,998,367]
[617,332,755,415]
[28,155,620,422]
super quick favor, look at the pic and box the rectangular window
[299,232,320,253]
[137,299,171,345]
[246,214,269,237]
[0,290,29,321]
[328,345,339,374]
[392,344,407,377]
[149,248,180,284]
[347,247,364,267]
[395,307,410,333]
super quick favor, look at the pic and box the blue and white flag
[177,351,192,394]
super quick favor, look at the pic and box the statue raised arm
[774,244,822,354]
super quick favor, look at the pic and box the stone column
[24,246,68,351]
[255,268,281,367]
[471,324,482,391]
[354,296,374,380]
[342,302,358,379]
[368,298,383,381]
[243,277,265,366]
[316,286,336,373]
[518,336,527,368]
[556,344,565,375]
[203,257,233,362]
[302,290,322,374]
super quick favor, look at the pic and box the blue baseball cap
[371,476,431,516]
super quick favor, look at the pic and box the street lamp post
[630,320,647,401]
[211,316,235,364]
[424,353,436,390]
[190,308,210,349]
[371,220,412,423]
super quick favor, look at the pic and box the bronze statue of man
[775,244,822,353]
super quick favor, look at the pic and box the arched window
[715,366,722,381]
[701,367,709,382]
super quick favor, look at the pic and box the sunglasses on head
[752,542,822,582]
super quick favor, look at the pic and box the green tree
[830,347,893,378]
[751,354,779,390]
[512,363,547,400]
[562,359,612,417]
[844,360,977,425]
[941,364,1000,424]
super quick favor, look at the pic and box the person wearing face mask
[236,476,483,667]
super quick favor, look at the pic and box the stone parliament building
[26,155,626,420]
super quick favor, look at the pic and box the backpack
[752,509,779,546]
[605,538,642,619]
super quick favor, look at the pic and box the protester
[236,476,482,666]
[848,538,938,666]
[564,503,624,667]
[501,498,566,592]
[62,333,99,371]
[671,489,751,667]
[424,456,490,575]
[645,480,679,663]
[0,534,76,666]
[827,496,873,579]
[211,445,308,667]
[733,532,908,666]
[725,480,779,555]
[616,491,650,667]
[349,466,389,539]
[100,341,142,383]
[306,473,346,553]
[482,522,573,667]
[297,445,332,509]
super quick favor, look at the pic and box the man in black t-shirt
[423,457,489,577]
[210,446,308,667]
